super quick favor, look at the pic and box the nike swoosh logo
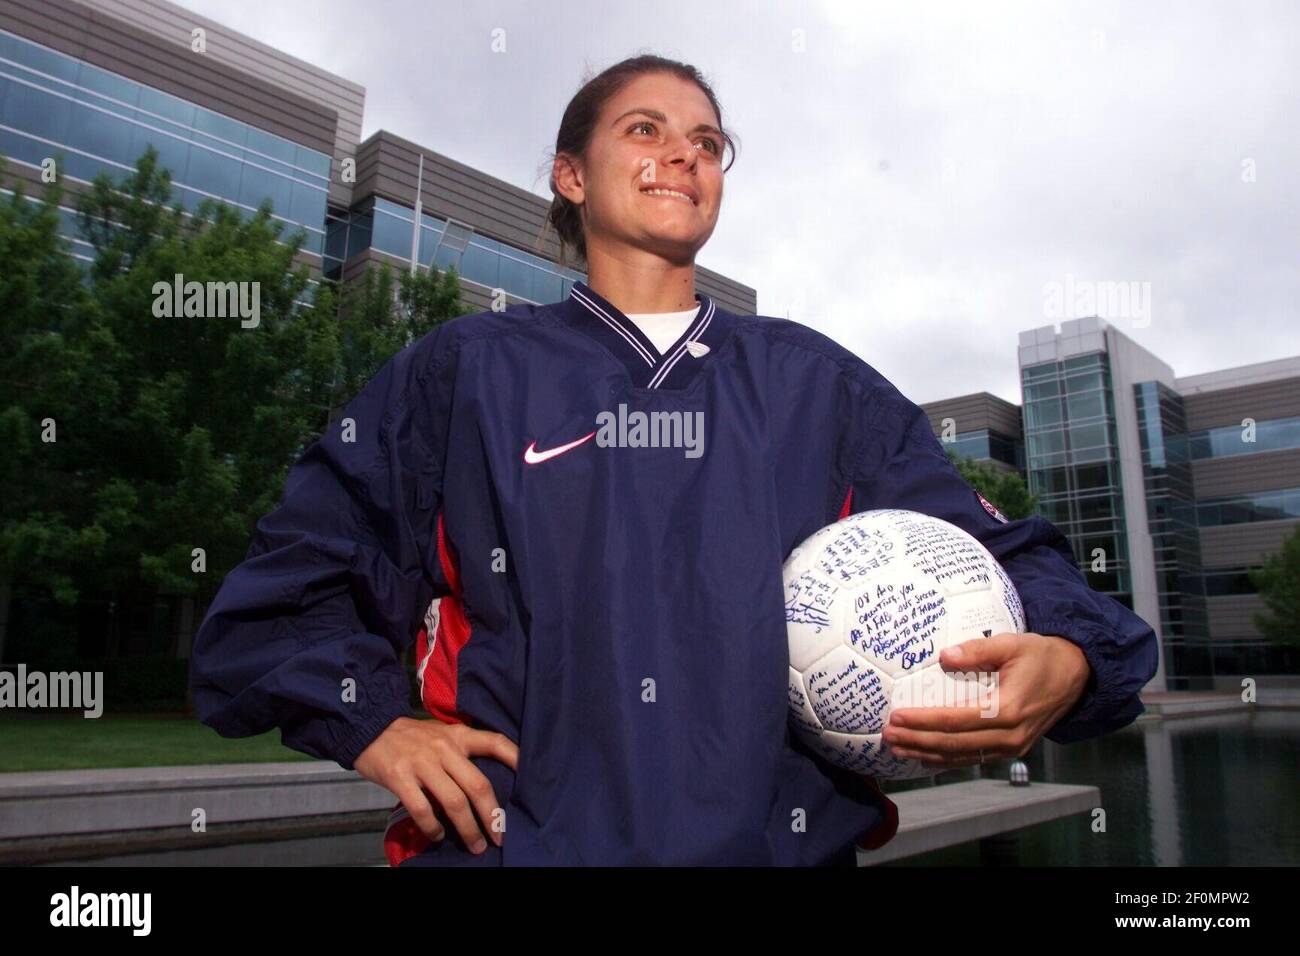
[523,430,597,465]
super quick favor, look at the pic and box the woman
[190,55,1158,866]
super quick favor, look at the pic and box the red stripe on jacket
[420,512,472,724]
[387,511,473,866]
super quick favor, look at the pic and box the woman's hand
[881,632,1091,769]
[353,716,519,853]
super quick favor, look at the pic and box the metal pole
[409,152,424,275]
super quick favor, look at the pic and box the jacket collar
[558,280,731,390]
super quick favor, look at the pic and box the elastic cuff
[336,688,415,771]
[1038,615,1132,743]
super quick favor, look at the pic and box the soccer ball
[783,508,1025,778]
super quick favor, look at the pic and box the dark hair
[537,54,738,268]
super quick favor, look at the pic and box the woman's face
[560,71,726,265]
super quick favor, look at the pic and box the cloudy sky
[179,0,1298,405]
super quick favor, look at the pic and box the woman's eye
[630,121,721,157]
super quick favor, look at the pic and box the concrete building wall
[355,129,570,272]
[1176,354,1300,395]
[1103,324,1177,692]
[1183,378,1300,431]
[1181,363,1299,651]
[1192,448,1300,499]
[921,391,1022,439]
[1206,595,1265,641]
[1199,520,1299,569]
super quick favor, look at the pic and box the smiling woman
[190,52,1158,869]
[539,55,737,283]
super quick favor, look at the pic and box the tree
[0,157,95,661]
[330,260,472,421]
[944,448,1037,521]
[1249,526,1300,647]
[1,146,469,665]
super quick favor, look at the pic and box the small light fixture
[1009,760,1031,787]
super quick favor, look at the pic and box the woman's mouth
[639,183,698,206]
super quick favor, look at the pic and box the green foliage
[1249,526,1300,647]
[944,448,1037,521]
[0,157,97,605]
[0,147,467,658]
[331,259,472,417]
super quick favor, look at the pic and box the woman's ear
[552,153,585,206]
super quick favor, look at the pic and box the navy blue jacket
[190,280,1159,865]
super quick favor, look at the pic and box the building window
[0,28,330,256]
[1187,416,1300,460]
[338,196,585,304]
[1197,488,1300,526]
[1201,568,1261,596]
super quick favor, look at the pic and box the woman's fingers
[388,775,446,843]
[461,727,520,770]
[354,717,520,856]
[441,751,508,847]
[886,724,1034,757]
[416,756,492,853]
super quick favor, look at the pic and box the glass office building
[0,28,331,257]
[1134,380,1209,679]
[1016,318,1300,690]
[945,428,1024,470]
[1187,416,1300,460]
[1021,350,1131,605]
[324,195,587,302]
[920,392,1027,479]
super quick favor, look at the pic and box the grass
[0,712,317,772]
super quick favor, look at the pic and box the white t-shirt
[624,305,701,355]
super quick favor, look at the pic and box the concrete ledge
[857,779,1099,866]
[0,764,1102,866]
[0,762,392,843]
[59,828,388,867]
[14,812,388,866]
[1136,689,1300,720]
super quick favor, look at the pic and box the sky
[176,0,1299,405]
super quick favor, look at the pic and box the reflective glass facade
[1187,416,1300,460]
[0,29,330,255]
[1197,487,1300,526]
[1200,568,1259,597]
[3,188,320,309]
[945,428,1024,469]
[325,196,585,302]
[1135,380,1208,683]
[1021,352,1131,605]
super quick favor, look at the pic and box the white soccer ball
[784,508,1026,778]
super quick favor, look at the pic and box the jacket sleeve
[842,373,1160,744]
[190,326,456,769]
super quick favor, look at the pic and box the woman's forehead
[602,73,717,124]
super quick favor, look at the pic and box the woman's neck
[583,250,697,314]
